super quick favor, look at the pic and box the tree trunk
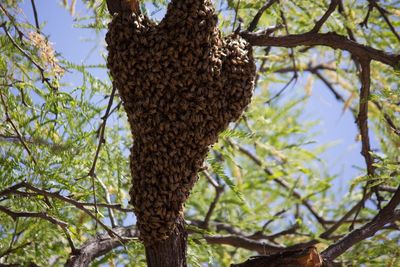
[145,217,187,267]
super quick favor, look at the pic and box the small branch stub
[106,0,139,15]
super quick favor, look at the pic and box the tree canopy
[0,0,399,266]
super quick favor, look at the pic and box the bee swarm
[106,0,256,245]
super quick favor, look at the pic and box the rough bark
[65,227,136,267]
[145,217,187,267]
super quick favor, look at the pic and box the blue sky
[19,0,373,198]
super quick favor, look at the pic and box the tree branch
[0,133,70,151]
[0,23,57,91]
[240,31,400,68]
[229,140,329,228]
[0,182,127,238]
[322,186,400,262]
[349,60,377,229]
[247,0,279,32]
[0,92,37,165]
[89,85,117,178]
[203,234,286,255]
[231,246,323,267]
[366,0,400,43]
[202,171,224,228]
[310,0,339,33]
[319,191,372,239]
[357,60,374,177]
[0,205,68,228]
[0,182,133,212]
[65,227,138,267]
[0,3,24,39]
[268,62,400,137]
[87,84,117,227]
[64,221,312,267]
[30,0,40,33]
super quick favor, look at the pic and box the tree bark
[145,217,187,267]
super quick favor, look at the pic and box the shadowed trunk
[145,217,187,267]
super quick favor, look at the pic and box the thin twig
[266,61,357,114]
[203,186,224,228]
[270,62,399,136]
[62,228,79,255]
[267,62,338,73]
[101,101,122,122]
[203,181,224,228]
[201,171,225,228]
[203,170,220,188]
[0,24,56,91]
[322,186,400,262]
[95,175,117,228]
[0,219,20,259]
[0,205,68,228]
[372,100,400,137]
[247,0,279,32]
[0,183,133,212]
[0,3,24,39]
[0,92,37,165]
[310,0,339,33]
[0,133,70,151]
[89,85,117,175]
[320,191,373,239]
[255,47,271,86]
[338,0,358,43]
[264,75,296,104]
[366,0,400,42]
[30,0,40,33]
[0,182,123,239]
[350,60,375,229]
[378,185,398,193]
[88,85,117,227]
[232,0,241,32]
[360,1,374,28]
[0,242,32,259]
[260,209,287,232]
[357,60,374,177]
[228,140,329,229]
[279,6,298,81]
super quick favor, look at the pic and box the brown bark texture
[145,217,187,267]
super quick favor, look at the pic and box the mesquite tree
[0,0,399,266]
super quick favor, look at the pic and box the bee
[106,0,256,244]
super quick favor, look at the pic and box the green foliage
[0,0,399,266]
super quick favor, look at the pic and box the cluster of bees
[106,0,256,245]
